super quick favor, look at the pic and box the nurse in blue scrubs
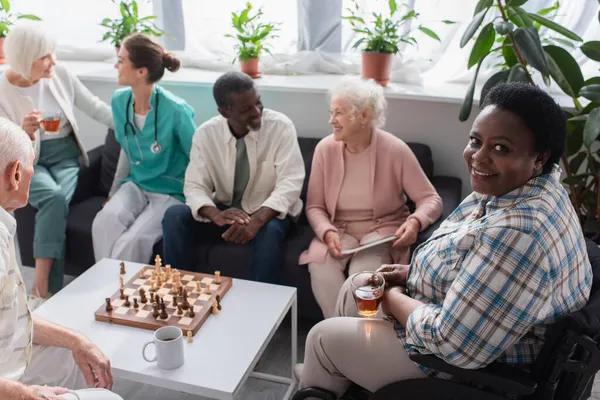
[92,33,197,264]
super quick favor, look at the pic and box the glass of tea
[41,111,61,134]
[351,271,385,318]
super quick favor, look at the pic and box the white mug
[142,326,185,369]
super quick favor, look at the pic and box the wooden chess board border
[94,266,232,336]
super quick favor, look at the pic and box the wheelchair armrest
[409,353,537,396]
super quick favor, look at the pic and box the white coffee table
[34,258,298,400]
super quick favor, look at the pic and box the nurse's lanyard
[124,90,161,165]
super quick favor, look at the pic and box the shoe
[293,363,304,381]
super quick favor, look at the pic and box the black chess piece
[105,298,113,312]
[133,298,139,309]
[173,296,178,307]
[152,303,159,318]
[188,308,195,318]
[124,296,131,307]
[159,303,168,319]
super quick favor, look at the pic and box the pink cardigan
[299,129,443,265]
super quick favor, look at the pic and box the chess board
[94,266,232,336]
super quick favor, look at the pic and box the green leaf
[580,85,600,103]
[544,45,584,98]
[474,0,493,16]
[513,27,550,77]
[528,13,583,42]
[0,0,9,12]
[460,8,489,48]
[581,41,600,62]
[506,0,528,6]
[563,175,587,185]
[502,36,518,67]
[507,6,534,27]
[418,26,440,42]
[442,20,456,24]
[584,108,600,147]
[17,14,41,21]
[507,64,529,82]
[566,125,584,156]
[537,5,558,17]
[569,152,587,174]
[388,0,397,16]
[468,23,495,69]
[480,70,510,105]
[460,53,490,121]
[584,77,600,86]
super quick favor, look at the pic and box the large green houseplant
[459,0,600,239]
[226,1,279,79]
[0,0,41,64]
[344,0,450,86]
[100,0,165,51]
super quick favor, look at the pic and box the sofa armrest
[71,145,104,205]
[409,353,537,396]
[418,176,462,244]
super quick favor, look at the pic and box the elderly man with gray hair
[0,24,114,301]
[0,118,122,400]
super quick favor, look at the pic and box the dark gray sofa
[15,129,462,321]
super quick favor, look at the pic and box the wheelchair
[293,238,600,400]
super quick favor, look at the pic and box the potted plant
[226,2,279,79]
[0,0,41,64]
[99,0,165,53]
[459,0,600,240]
[344,0,446,86]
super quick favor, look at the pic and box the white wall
[75,79,477,199]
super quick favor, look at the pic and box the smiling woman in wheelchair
[295,82,593,397]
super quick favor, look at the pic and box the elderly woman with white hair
[0,25,114,301]
[299,76,442,319]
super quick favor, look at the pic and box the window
[180,0,298,62]
[10,0,154,57]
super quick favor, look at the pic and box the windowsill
[0,60,575,108]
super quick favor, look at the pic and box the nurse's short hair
[4,24,56,80]
[329,76,387,129]
[0,118,33,172]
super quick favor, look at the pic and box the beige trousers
[299,277,426,396]
[308,233,393,319]
[22,345,123,400]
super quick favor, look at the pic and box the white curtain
[8,0,600,86]
[9,0,154,61]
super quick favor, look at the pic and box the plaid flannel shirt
[396,165,592,375]
[0,207,33,381]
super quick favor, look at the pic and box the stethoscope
[124,90,161,165]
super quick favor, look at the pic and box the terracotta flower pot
[0,38,6,65]
[362,51,393,87]
[240,58,261,79]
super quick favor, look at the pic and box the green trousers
[28,135,80,293]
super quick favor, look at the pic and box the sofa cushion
[65,196,104,274]
[98,129,121,197]
[406,142,433,179]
